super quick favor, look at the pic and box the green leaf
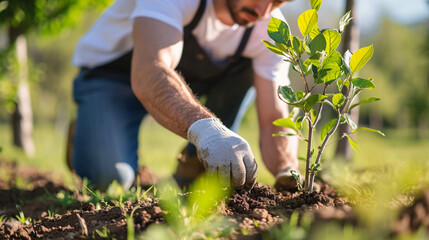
[332,93,345,108]
[351,127,385,136]
[310,0,322,11]
[344,79,350,89]
[323,30,341,54]
[262,40,284,55]
[309,33,326,54]
[320,119,337,141]
[351,78,375,89]
[267,17,290,45]
[298,10,318,36]
[343,50,352,76]
[311,163,321,172]
[308,53,321,68]
[350,97,381,110]
[296,116,304,131]
[273,118,298,132]
[275,42,289,53]
[273,132,296,137]
[278,85,297,103]
[322,50,343,67]
[300,60,312,76]
[345,116,357,130]
[347,136,360,153]
[303,35,313,53]
[309,25,320,39]
[292,64,302,74]
[292,36,302,55]
[318,63,341,84]
[350,45,374,75]
[339,11,352,33]
[310,109,317,124]
[304,94,327,112]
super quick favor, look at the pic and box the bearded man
[70,0,298,191]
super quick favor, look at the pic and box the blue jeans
[72,71,147,190]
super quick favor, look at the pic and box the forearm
[131,17,214,139]
[254,73,298,175]
[131,63,214,139]
[259,125,298,175]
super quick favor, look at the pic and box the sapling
[263,0,384,192]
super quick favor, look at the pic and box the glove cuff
[187,118,227,145]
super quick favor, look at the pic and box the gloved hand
[188,118,258,188]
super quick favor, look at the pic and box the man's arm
[131,17,257,188]
[131,17,214,139]
[254,73,299,175]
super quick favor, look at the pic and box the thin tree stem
[304,117,313,191]
[295,57,310,93]
[311,110,342,183]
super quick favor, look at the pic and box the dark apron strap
[186,0,206,30]
[230,26,254,62]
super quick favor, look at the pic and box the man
[70,0,298,191]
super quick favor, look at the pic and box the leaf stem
[341,76,354,114]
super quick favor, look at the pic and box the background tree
[335,0,359,161]
[0,0,112,155]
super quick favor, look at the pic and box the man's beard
[226,0,259,26]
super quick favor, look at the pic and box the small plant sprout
[264,0,384,192]
[15,211,31,225]
[0,215,5,222]
[290,170,303,191]
[95,225,111,239]
[47,209,59,218]
[126,206,139,240]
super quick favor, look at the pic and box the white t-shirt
[72,0,290,84]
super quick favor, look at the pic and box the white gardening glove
[188,118,258,188]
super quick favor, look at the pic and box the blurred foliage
[0,0,113,126]
[0,0,113,43]
[142,175,235,239]
[358,18,429,134]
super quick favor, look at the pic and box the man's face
[226,0,289,26]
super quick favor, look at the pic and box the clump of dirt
[223,183,347,238]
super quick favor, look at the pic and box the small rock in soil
[252,208,269,220]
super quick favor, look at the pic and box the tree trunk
[335,0,360,161]
[11,35,35,156]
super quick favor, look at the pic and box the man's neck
[213,0,235,26]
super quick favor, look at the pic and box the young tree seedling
[264,0,384,192]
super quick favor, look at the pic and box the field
[1,106,429,239]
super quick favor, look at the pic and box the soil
[0,159,422,239]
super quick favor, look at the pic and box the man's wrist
[187,118,226,144]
